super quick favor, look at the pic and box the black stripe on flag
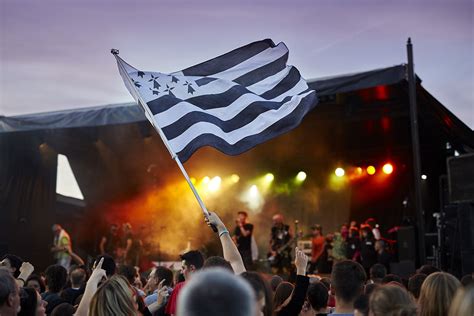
[147,68,303,115]
[181,39,276,77]
[175,91,317,162]
[233,51,288,87]
[162,96,293,139]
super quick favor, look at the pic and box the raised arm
[206,212,246,275]
[75,258,106,316]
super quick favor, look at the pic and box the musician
[51,224,72,269]
[121,223,142,267]
[99,223,120,257]
[309,224,325,273]
[232,211,254,269]
[268,214,292,274]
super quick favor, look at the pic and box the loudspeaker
[397,226,416,261]
[447,153,474,203]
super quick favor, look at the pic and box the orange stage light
[382,163,394,175]
[367,166,376,175]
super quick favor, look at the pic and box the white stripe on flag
[166,90,314,152]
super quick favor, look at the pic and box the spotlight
[335,168,345,177]
[190,177,197,184]
[208,176,221,192]
[264,173,274,183]
[382,163,393,175]
[367,166,376,175]
[231,174,240,183]
[202,176,210,184]
[249,185,259,197]
[355,167,363,175]
[421,174,427,180]
[296,171,307,182]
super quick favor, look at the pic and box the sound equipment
[447,153,474,203]
[397,226,416,261]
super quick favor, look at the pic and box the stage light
[355,167,363,175]
[231,174,240,183]
[296,171,307,182]
[208,176,221,192]
[202,176,210,184]
[367,166,376,175]
[249,185,259,197]
[421,174,427,180]
[190,177,197,185]
[264,173,274,183]
[335,168,345,177]
[382,163,393,175]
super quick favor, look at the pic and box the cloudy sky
[1,0,472,128]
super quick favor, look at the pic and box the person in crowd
[340,224,349,240]
[273,248,309,316]
[96,254,116,277]
[177,268,255,316]
[407,273,426,301]
[202,256,233,272]
[418,271,461,316]
[1,254,24,278]
[232,211,254,269]
[416,264,439,276]
[89,275,139,316]
[273,282,293,312]
[51,224,72,270]
[364,283,378,296]
[270,275,283,292]
[240,271,273,316]
[144,265,174,310]
[41,264,67,314]
[165,250,204,316]
[117,265,144,297]
[460,273,473,287]
[268,214,293,275]
[353,294,368,316]
[359,226,377,274]
[330,260,366,315]
[381,274,403,286]
[301,282,329,316]
[368,284,416,316]
[369,263,386,284]
[374,240,391,271]
[0,269,21,316]
[99,223,120,257]
[25,275,46,294]
[345,227,360,261]
[60,267,86,305]
[50,303,74,316]
[309,225,325,274]
[449,284,474,315]
[19,287,46,316]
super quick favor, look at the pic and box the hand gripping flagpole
[111,49,216,230]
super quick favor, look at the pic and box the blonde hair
[89,275,138,316]
[369,284,417,316]
[448,285,474,316]
[418,272,461,316]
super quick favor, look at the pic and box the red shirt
[165,281,186,315]
[311,236,325,262]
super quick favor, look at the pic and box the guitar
[267,221,302,264]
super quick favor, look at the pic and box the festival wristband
[219,230,229,237]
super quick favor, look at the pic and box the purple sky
[1,0,473,128]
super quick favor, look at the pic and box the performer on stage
[268,214,293,275]
[99,223,120,258]
[309,224,325,273]
[51,224,72,269]
[232,211,254,269]
[121,223,142,267]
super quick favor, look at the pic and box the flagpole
[111,49,211,219]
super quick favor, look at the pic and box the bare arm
[239,225,251,237]
[206,212,246,275]
[99,237,106,254]
[75,258,106,316]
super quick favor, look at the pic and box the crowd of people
[1,211,473,316]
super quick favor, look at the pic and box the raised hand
[294,247,308,276]
[89,257,107,284]
[204,212,227,234]
[156,279,170,306]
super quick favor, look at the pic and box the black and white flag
[116,39,317,162]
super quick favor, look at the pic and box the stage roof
[1,64,472,149]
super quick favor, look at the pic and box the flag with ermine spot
[115,39,318,162]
